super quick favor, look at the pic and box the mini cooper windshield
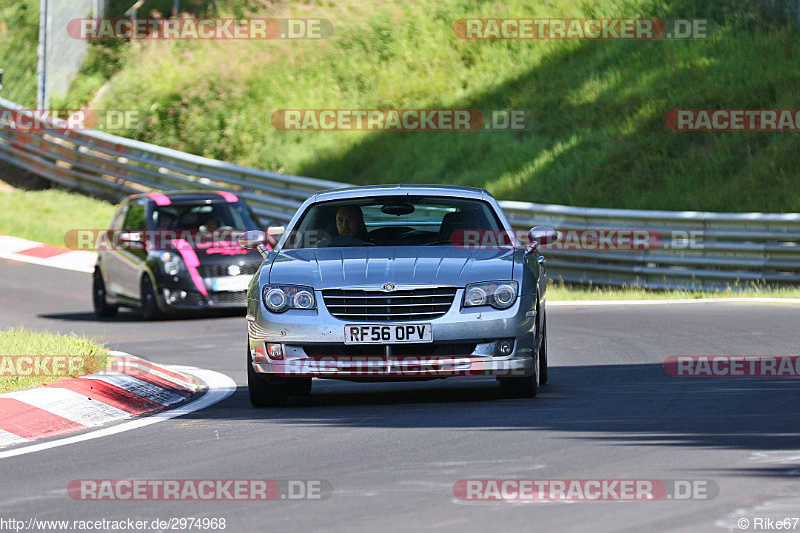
[281,196,504,249]
[152,201,258,231]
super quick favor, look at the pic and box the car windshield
[152,201,259,231]
[280,195,504,249]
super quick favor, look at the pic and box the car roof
[127,190,237,204]
[313,184,491,202]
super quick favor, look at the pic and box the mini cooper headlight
[262,285,316,313]
[160,252,184,276]
[464,281,519,310]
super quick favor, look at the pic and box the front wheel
[498,336,540,398]
[93,269,118,318]
[499,367,539,399]
[140,275,164,321]
[247,348,289,407]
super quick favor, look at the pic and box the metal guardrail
[1,95,799,290]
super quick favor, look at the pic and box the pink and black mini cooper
[93,190,266,319]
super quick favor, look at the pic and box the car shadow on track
[184,362,800,456]
[38,308,246,323]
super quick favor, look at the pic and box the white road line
[0,235,96,273]
[0,367,236,459]
[83,374,186,406]
[0,429,28,447]
[3,388,129,427]
[549,297,800,306]
[0,250,95,273]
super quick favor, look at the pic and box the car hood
[267,247,515,289]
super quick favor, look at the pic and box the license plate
[344,324,433,344]
[211,275,251,292]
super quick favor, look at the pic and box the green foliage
[0,0,39,107]
[11,0,800,210]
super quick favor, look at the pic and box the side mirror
[238,230,267,249]
[116,230,145,250]
[266,226,285,247]
[526,226,558,254]
[118,230,143,243]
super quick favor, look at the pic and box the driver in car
[336,206,369,239]
[315,206,372,247]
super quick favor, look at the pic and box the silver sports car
[240,185,557,406]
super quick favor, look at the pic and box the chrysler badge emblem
[382,283,396,292]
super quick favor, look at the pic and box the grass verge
[0,185,116,247]
[547,280,800,301]
[0,326,109,394]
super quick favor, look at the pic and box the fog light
[266,343,284,360]
[496,339,514,356]
[164,289,188,304]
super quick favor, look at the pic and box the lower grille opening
[206,291,248,305]
[301,343,477,358]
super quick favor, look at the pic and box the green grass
[51,0,800,212]
[0,186,116,247]
[547,281,800,301]
[0,0,39,107]
[0,326,109,394]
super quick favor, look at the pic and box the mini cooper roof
[126,190,241,205]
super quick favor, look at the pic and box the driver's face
[336,207,365,237]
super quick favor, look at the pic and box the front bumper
[247,288,537,379]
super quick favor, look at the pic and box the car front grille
[197,263,259,279]
[302,343,477,358]
[321,287,457,321]
[206,291,248,306]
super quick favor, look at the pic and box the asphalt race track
[1,257,799,532]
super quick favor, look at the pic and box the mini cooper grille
[197,264,259,279]
[206,291,248,305]
[322,287,457,321]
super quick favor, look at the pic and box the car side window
[122,203,147,231]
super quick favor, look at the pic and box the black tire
[499,368,539,399]
[287,377,312,395]
[499,334,540,399]
[539,315,548,385]
[93,268,118,318]
[140,275,164,321]
[247,348,289,407]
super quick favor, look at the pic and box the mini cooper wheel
[92,269,118,318]
[140,275,164,321]
[247,348,289,407]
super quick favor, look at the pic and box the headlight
[464,281,518,310]
[160,252,184,276]
[262,284,316,313]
